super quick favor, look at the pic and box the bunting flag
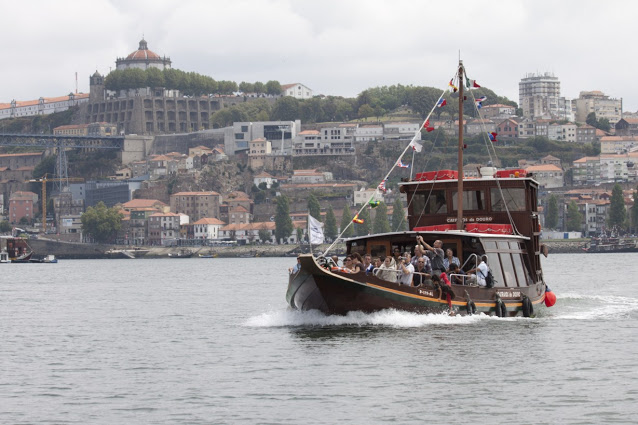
[475,96,487,109]
[488,132,498,143]
[368,200,380,208]
[423,120,434,132]
[448,79,458,93]
[466,78,481,88]
[377,179,387,192]
[409,139,423,152]
[397,160,410,168]
[436,98,447,108]
[352,214,364,224]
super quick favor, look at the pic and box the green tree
[355,207,371,236]
[545,195,559,229]
[357,104,374,121]
[274,195,293,243]
[372,202,391,234]
[598,118,611,132]
[392,197,407,231]
[81,201,123,243]
[586,112,598,127]
[608,183,626,230]
[145,67,165,88]
[258,228,271,243]
[324,205,338,241]
[265,80,282,95]
[566,200,583,232]
[0,220,11,233]
[271,96,300,120]
[296,226,304,243]
[307,193,321,221]
[340,204,354,238]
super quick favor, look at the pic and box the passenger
[377,256,398,283]
[397,252,415,286]
[420,236,445,277]
[352,252,364,272]
[391,247,402,267]
[411,242,429,270]
[343,256,360,273]
[372,257,382,269]
[331,255,340,267]
[447,262,466,285]
[443,248,460,271]
[363,254,374,274]
[467,255,489,287]
[412,256,432,287]
[289,256,301,274]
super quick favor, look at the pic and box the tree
[340,204,354,238]
[274,195,293,243]
[265,80,282,95]
[296,226,304,243]
[545,195,559,229]
[586,112,598,127]
[271,96,300,120]
[372,202,391,234]
[357,104,374,121]
[307,193,321,221]
[258,228,271,243]
[392,197,407,231]
[355,207,371,236]
[0,220,11,233]
[81,201,123,243]
[324,205,338,242]
[566,200,583,232]
[608,183,626,230]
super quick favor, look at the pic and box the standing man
[420,236,445,277]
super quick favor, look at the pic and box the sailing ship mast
[456,60,464,231]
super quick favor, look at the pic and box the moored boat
[582,234,638,253]
[0,236,34,263]
[286,61,554,317]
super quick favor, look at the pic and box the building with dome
[81,39,242,137]
[115,38,171,71]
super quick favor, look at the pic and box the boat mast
[456,60,464,231]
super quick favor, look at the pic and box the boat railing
[448,273,477,286]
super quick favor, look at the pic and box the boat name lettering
[446,216,493,223]
[496,290,520,298]
[418,289,434,297]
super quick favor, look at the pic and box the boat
[199,252,217,258]
[0,236,34,263]
[105,248,149,259]
[168,249,193,258]
[29,254,58,263]
[286,61,555,317]
[582,233,638,253]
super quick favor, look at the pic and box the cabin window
[490,188,526,212]
[452,190,484,211]
[412,190,447,215]
[350,243,366,257]
[369,243,388,259]
[512,253,529,286]
[498,253,517,287]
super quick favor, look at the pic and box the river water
[1,254,637,424]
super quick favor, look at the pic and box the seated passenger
[466,255,489,287]
[413,256,432,286]
[447,263,466,285]
[343,256,360,273]
[377,256,398,283]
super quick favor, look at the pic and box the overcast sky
[3,0,637,111]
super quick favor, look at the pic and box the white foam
[545,292,638,320]
[245,308,505,328]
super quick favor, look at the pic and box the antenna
[75,72,78,94]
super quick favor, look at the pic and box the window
[491,188,526,211]
[412,190,447,214]
[452,190,484,211]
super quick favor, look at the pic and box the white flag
[409,139,422,152]
[308,214,324,244]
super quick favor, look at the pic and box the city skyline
[2,0,637,111]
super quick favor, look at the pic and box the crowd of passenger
[319,236,491,289]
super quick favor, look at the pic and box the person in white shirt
[398,252,415,286]
[468,255,489,287]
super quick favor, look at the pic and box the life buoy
[464,291,477,315]
[495,296,507,317]
[522,295,533,317]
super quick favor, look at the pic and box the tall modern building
[519,72,561,119]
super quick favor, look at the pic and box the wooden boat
[29,254,58,263]
[286,61,554,317]
[0,236,34,263]
[168,249,193,258]
[582,235,638,253]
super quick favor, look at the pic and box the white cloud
[1,0,637,110]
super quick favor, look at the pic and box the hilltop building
[0,93,89,121]
[519,72,561,119]
[574,91,622,127]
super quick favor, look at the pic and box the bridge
[0,133,124,150]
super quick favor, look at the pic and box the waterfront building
[8,191,38,224]
[170,191,221,222]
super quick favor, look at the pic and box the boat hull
[287,255,545,317]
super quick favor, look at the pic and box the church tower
[89,70,105,102]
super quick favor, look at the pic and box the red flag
[426,127,435,132]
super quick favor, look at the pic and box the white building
[354,124,383,142]
[291,169,332,184]
[383,122,421,141]
[599,136,638,154]
[354,188,384,205]
[253,171,277,189]
[525,164,564,188]
[519,72,561,119]
[293,129,355,156]
[281,83,313,99]
[0,93,89,120]
[227,120,300,153]
[193,217,226,240]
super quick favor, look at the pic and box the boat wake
[548,292,638,320]
[245,308,518,328]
